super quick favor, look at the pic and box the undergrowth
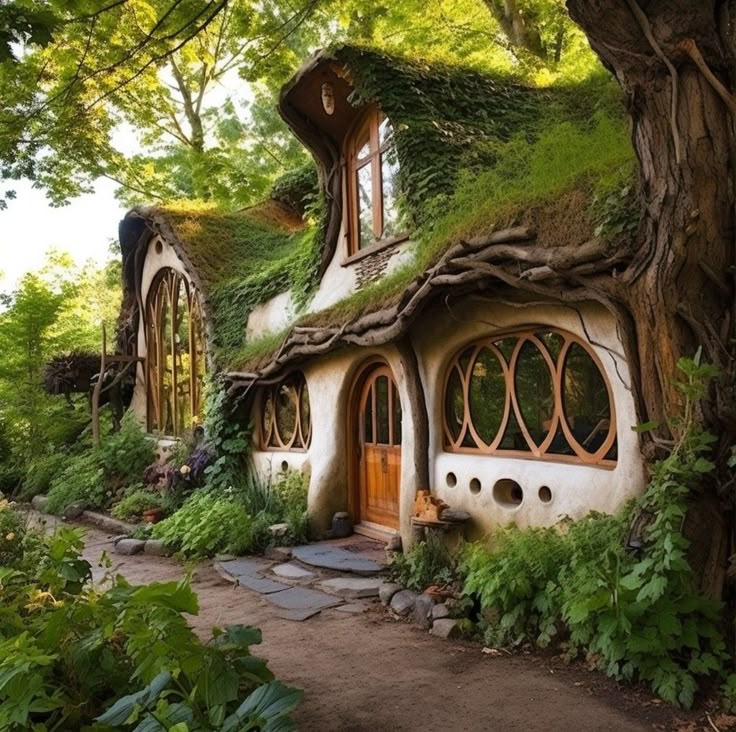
[461,352,727,708]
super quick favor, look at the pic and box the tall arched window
[260,372,312,451]
[443,328,617,467]
[345,106,402,254]
[146,268,206,436]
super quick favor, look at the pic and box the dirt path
[76,525,704,732]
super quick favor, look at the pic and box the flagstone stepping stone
[319,577,382,599]
[236,575,291,594]
[271,562,316,581]
[291,545,384,575]
[215,558,288,594]
[218,557,273,577]
[273,607,325,622]
[264,586,342,614]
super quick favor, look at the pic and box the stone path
[214,537,387,621]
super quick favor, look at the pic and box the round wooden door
[356,365,402,529]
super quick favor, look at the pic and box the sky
[0,177,126,293]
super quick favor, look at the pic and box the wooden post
[91,325,107,449]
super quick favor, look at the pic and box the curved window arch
[443,328,617,467]
[146,268,207,436]
[260,372,312,451]
[345,105,402,254]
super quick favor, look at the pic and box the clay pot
[142,507,162,524]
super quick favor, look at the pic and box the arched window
[260,372,312,451]
[146,268,206,436]
[443,328,617,467]
[345,106,402,254]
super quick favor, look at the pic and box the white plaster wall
[251,343,419,546]
[128,236,194,423]
[244,220,415,338]
[246,291,296,341]
[412,298,647,539]
[252,297,646,547]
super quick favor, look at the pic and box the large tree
[559,1,735,594]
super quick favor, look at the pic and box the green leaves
[222,681,303,732]
[96,671,173,726]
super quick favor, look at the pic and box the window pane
[356,164,376,249]
[499,408,531,451]
[378,114,392,146]
[392,383,402,445]
[299,381,311,446]
[381,143,400,240]
[444,366,465,443]
[275,381,297,444]
[375,375,390,444]
[515,340,555,446]
[563,344,612,453]
[494,337,516,365]
[536,331,564,363]
[161,282,174,435]
[175,279,191,435]
[468,348,505,445]
[263,392,275,446]
[356,127,371,161]
[363,385,374,444]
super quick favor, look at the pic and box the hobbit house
[113,46,646,547]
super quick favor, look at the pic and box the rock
[144,539,171,557]
[390,589,418,616]
[112,534,128,546]
[269,523,289,539]
[327,511,353,539]
[414,593,436,628]
[31,495,49,512]
[272,562,316,581]
[319,577,382,599]
[264,546,292,561]
[114,538,146,556]
[441,509,471,523]
[81,511,135,535]
[379,582,403,606]
[215,553,236,562]
[432,603,450,621]
[334,602,369,614]
[431,618,460,639]
[62,502,84,520]
[386,533,402,552]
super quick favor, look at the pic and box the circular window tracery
[260,373,312,451]
[443,327,617,467]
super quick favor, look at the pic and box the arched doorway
[352,362,402,529]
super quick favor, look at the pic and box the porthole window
[260,373,312,451]
[443,328,616,467]
[146,268,206,437]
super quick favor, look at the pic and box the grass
[228,114,635,372]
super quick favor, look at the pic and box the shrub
[390,531,456,592]
[46,451,106,514]
[0,508,301,730]
[461,353,728,707]
[19,452,67,500]
[273,470,310,545]
[45,415,155,515]
[111,487,165,522]
[153,491,257,557]
[0,499,25,566]
[98,412,155,487]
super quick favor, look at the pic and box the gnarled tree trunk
[565,0,736,597]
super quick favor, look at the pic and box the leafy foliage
[46,413,155,515]
[0,508,301,730]
[111,487,166,522]
[461,354,728,708]
[390,531,457,592]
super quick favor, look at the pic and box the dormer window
[345,106,402,255]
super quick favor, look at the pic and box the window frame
[259,372,312,452]
[442,326,617,468]
[343,105,407,260]
[145,267,206,437]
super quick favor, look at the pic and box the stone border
[379,581,460,639]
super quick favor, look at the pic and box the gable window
[443,328,617,467]
[345,106,402,255]
[146,268,206,437]
[260,372,312,451]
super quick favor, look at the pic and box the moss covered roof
[119,44,634,379]
[119,198,320,366]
